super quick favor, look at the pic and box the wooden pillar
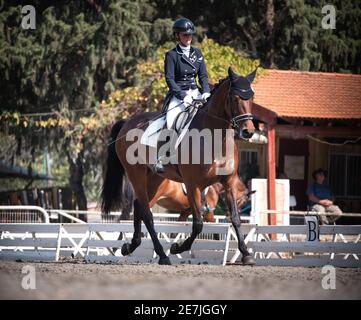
[267,126,277,226]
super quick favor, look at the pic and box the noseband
[230,112,254,130]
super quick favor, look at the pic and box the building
[236,70,361,221]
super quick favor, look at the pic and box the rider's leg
[166,97,184,130]
[154,97,184,173]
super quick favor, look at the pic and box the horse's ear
[228,67,238,81]
[246,68,258,83]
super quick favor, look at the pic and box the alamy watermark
[21,5,36,30]
[321,265,336,290]
[321,4,336,30]
[126,128,236,175]
[21,265,36,290]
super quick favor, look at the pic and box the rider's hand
[201,92,211,101]
[183,94,193,105]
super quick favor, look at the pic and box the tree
[0,0,172,210]
[1,39,261,205]
[152,0,361,73]
[2,0,359,211]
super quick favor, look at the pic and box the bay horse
[118,175,250,222]
[156,179,250,222]
[111,176,250,245]
[101,67,257,265]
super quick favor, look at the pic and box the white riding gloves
[183,94,193,105]
[201,92,211,101]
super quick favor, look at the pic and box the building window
[238,150,259,182]
[329,153,361,198]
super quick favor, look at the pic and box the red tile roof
[253,70,361,119]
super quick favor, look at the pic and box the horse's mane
[210,77,229,95]
[200,76,229,111]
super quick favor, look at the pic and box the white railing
[260,209,361,217]
[245,224,361,267]
[0,206,50,223]
[1,221,360,267]
[0,222,237,265]
[47,209,253,224]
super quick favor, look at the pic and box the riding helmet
[172,18,195,34]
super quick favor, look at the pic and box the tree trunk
[265,0,275,68]
[67,150,88,222]
[242,28,258,59]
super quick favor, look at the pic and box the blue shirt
[306,183,332,205]
[164,44,210,100]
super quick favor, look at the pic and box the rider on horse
[154,18,211,173]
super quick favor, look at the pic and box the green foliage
[1,0,359,201]
[126,38,262,111]
[0,38,260,197]
[0,0,164,114]
[0,0,173,201]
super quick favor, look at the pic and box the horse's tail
[101,119,127,214]
[119,175,134,220]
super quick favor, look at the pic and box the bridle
[201,79,255,135]
[227,81,254,132]
[230,112,254,131]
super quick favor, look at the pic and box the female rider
[154,17,211,173]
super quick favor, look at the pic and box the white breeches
[166,88,202,131]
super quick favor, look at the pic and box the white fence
[0,222,237,265]
[228,225,361,268]
[1,221,360,267]
[0,206,50,223]
[47,209,254,224]
[0,206,360,267]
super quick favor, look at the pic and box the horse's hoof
[159,256,171,265]
[121,243,131,256]
[170,243,180,254]
[242,255,256,265]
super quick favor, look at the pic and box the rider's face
[179,33,192,46]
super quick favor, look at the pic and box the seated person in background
[306,168,342,225]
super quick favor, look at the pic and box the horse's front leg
[170,187,203,254]
[224,183,255,265]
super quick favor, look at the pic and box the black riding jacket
[164,44,210,101]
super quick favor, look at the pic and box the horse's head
[227,67,256,139]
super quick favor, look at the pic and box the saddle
[141,100,202,148]
[157,100,203,152]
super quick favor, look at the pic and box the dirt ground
[0,260,360,300]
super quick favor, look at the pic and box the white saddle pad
[140,116,166,147]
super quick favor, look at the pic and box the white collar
[179,43,191,51]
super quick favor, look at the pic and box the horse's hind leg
[121,202,142,256]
